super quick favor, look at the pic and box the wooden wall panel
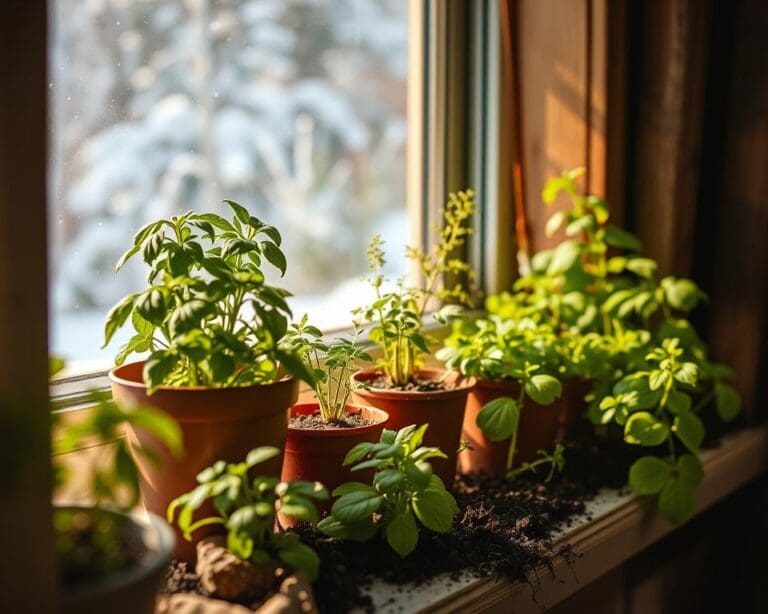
[517,0,590,252]
[0,0,55,610]
[631,0,712,277]
[707,0,768,417]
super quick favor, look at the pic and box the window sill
[362,425,768,613]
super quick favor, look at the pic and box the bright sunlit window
[49,0,410,365]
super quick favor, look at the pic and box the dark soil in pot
[351,368,475,486]
[299,433,641,613]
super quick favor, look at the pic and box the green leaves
[330,490,383,523]
[629,454,703,524]
[168,448,325,579]
[603,225,642,251]
[628,456,671,495]
[672,411,704,452]
[661,277,706,312]
[104,206,308,391]
[412,484,458,533]
[624,412,669,446]
[525,374,562,405]
[386,510,419,557]
[714,382,741,422]
[477,398,520,442]
[319,425,459,558]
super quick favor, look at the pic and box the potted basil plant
[279,315,389,494]
[103,201,313,559]
[351,190,478,485]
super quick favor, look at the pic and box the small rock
[196,536,275,601]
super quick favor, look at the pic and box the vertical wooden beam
[515,0,622,252]
[631,0,712,276]
[708,0,768,418]
[0,0,55,610]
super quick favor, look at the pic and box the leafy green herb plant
[103,201,312,393]
[507,444,566,483]
[437,316,564,474]
[317,424,459,557]
[281,314,372,423]
[167,447,327,580]
[358,190,476,387]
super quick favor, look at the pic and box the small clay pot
[110,361,298,561]
[558,377,593,439]
[281,403,389,494]
[350,368,475,486]
[458,379,562,476]
[58,506,174,614]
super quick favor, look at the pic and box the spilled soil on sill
[300,434,640,613]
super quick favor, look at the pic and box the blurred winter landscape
[49,0,410,364]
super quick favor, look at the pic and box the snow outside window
[49,0,410,366]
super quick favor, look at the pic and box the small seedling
[317,424,459,557]
[281,315,372,423]
[167,447,327,580]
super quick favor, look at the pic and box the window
[49,0,410,365]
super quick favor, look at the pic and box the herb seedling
[317,424,459,557]
[167,447,327,580]
[359,190,476,387]
[103,201,313,393]
[507,444,566,482]
[281,315,372,423]
[437,316,564,474]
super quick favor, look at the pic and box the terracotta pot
[350,368,475,486]
[110,361,298,561]
[281,403,389,494]
[59,506,174,614]
[558,377,592,438]
[458,379,562,476]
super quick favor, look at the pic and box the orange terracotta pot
[109,361,298,561]
[350,368,475,486]
[281,403,389,501]
[558,377,592,437]
[458,379,562,476]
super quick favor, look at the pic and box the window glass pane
[49,0,409,364]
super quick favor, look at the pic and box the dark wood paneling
[707,0,768,418]
[0,0,55,610]
[631,0,712,277]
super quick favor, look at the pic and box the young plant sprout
[507,444,566,483]
[103,201,313,393]
[438,316,564,474]
[282,315,372,423]
[317,424,459,557]
[358,190,477,387]
[167,447,327,581]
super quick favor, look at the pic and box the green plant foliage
[357,190,477,387]
[317,424,459,557]
[507,444,566,483]
[281,315,372,422]
[103,201,314,393]
[436,316,565,472]
[438,168,743,525]
[167,447,327,580]
[53,389,182,509]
